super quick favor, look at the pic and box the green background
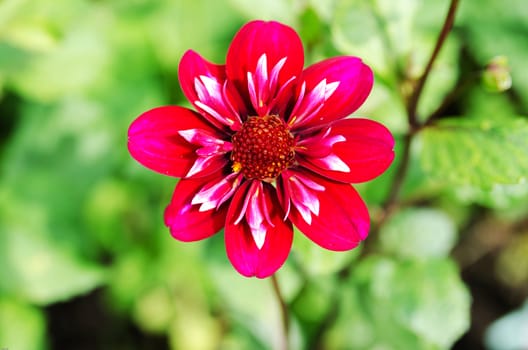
[1,0,527,349]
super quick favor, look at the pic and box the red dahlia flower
[128,20,394,278]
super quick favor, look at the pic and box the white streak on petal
[194,77,208,102]
[195,101,234,126]
[178,129,199,143]
[269,57,287,90]
[324,81,340,100]
[319,154,351,173]
[199,201,216,212]
[234,182,256,225]
[247,72,259,112]
[221,82,243,129]
[296,202,313,225]
[327,134,346,146]
[191,173,242,212]
[199,75,223,101]
[295,173,326,192]
[247,185,264,231]
[185,156,213,177]
[252,225,266,250]
[255,54,269,83]
[288,81,306,125]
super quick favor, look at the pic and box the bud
[482,56,512,92]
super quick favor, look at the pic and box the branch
[406,0,460,127]
[271,274,289,350]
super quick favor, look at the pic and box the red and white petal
[225,181,293,278]
[191,172,243,212]
[289,56,373,130]
[179,50,244,130]
[286,170,370,251]
[276,169,325,224]
[297,118,395,183]
[128,106,224,178]
[164,173,229,242]
[226,20,304,115]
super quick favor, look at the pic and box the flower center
[231,115,295,180]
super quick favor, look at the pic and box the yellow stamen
[232,161,242,173]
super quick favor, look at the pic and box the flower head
[128,20,394,278]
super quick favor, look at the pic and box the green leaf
[0,194,106,305]
[332,0,401,79]
[0,298,46,350]
[10,22,111,102]
[331,256,471,349]
[485,301,528,350]
[0,229,106,305]
[379,208,457,259]
[227,0,296,25]
[450,183,528,210]
[292,228,359,276]
[207,262,286,350]
[291,277,334,324]
[298,7,325,47]
[420,118,528,188]
[332,0,460,118]
[145,0,241,69]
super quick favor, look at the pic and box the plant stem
[271,274,289,350]
[406,0,460,127]
[388,0,461,210]
[311,0,462,344]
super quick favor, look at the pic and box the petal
[225,181,293,278]
[164,173,229,242]
[226,20,304,113]
[290,56,373,130]
[297,118,395,183]
[179,50,244,130]
[128,106,225,178]
[286,170,370,251]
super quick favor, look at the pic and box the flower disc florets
[231,115,295,180]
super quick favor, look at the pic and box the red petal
[287,170,370,251]
[129,106,226,177]
[298,118,395,183]
[225,181,293,278]
[291,56,373,130]
[164,173,228,242]
[226,20,304,110]
[179,50,244,130]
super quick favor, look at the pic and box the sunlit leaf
[485,300,528,350]
[327,256,470,349]
[380,208,457,259]
[0,199,106,304]
[292,229,358,276]
[420,118,528,188]
[227,0,296,25]
[0,298,46,350]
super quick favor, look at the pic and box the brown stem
[406,0,460,127]
[314,0,462,341]
[271,274,289,350]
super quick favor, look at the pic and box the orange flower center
[231,115,295,181]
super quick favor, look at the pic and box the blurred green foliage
[1,0,527,349]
